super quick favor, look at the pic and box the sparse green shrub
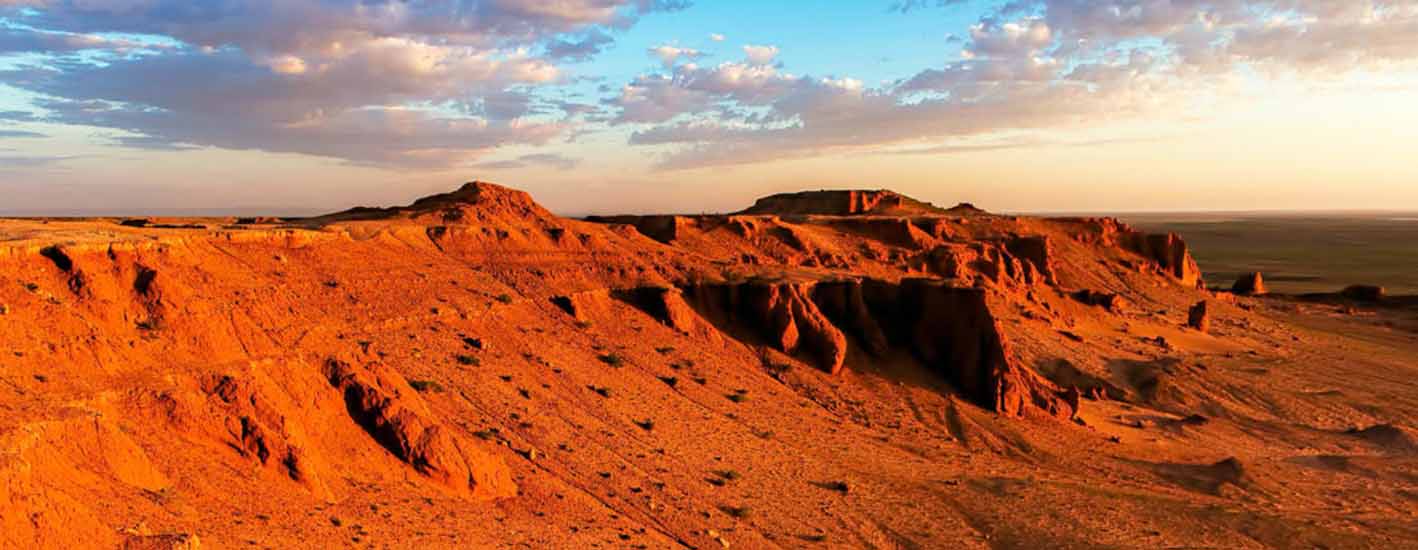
[409,380,444,393]
[598,353,625,367]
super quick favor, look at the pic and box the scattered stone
[1072,290,1126,312]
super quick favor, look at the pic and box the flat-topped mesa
[738,190,961,217]
[317,181,555,224]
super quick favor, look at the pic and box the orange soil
[1,182,1416,549]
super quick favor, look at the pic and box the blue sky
[2,1,1417,215]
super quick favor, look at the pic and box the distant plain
[1117,212,1418,295]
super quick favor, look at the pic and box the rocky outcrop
[1188,301,1210,332]
[202,372,333,499]
[550,289,614,322]
[739,190,946,216]
[852,279,1074,419]
[1066,218,1204,288]
[682,281,849,374]
[825,218,937,249]
[1232,272,1266,295]
[912,242,1047,288]
[317,181,556,225]
[616,286,722,343]
[583,215,688,244]
[323,359,516,499]
[681,278,1074,419]
[1136,233,1204,289]
[1073,290,1126,313]
[1005,236,1057,285]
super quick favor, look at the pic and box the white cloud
[742,44,779,65]
[648,44,704,68]
[606,0,1418,170]
[0,0,679,167]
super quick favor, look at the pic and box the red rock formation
[1073,290,1127,313]
[1232,272,1267,295]
[1005,235,1057,285]
[739,190,946,216]
[617,286,722,344]
[1188,301,1210,332]
[682,278,1074,419]
[322,359,516,499]
[682,281,849,374]
[317,181,556,226]
[1137,233,1204,289]
[583,215,688,244]
[1064,218,1204,288]
[858,279,1074,419]
[812,281,889,356]
[203,372,334,499]
[912,242,1044,288]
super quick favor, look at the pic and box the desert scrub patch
[408,379,445,393]
[455,354,480,366]
[598,353,625,367]
[494,293,514,304]
[719,505,752,519]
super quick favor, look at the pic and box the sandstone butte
[0,181,1415,549]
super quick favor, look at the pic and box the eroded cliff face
[0,182,1243,548]
[674,278,1074,419]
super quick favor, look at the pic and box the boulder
[1187,301,1210,332]
[1073,290,1126,313]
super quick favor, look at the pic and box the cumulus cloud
[608,0,1418,169]
[648,44,705,67]
[742,44,779,65]
[0,0,680,167]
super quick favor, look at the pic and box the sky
[1,0,1417,216]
